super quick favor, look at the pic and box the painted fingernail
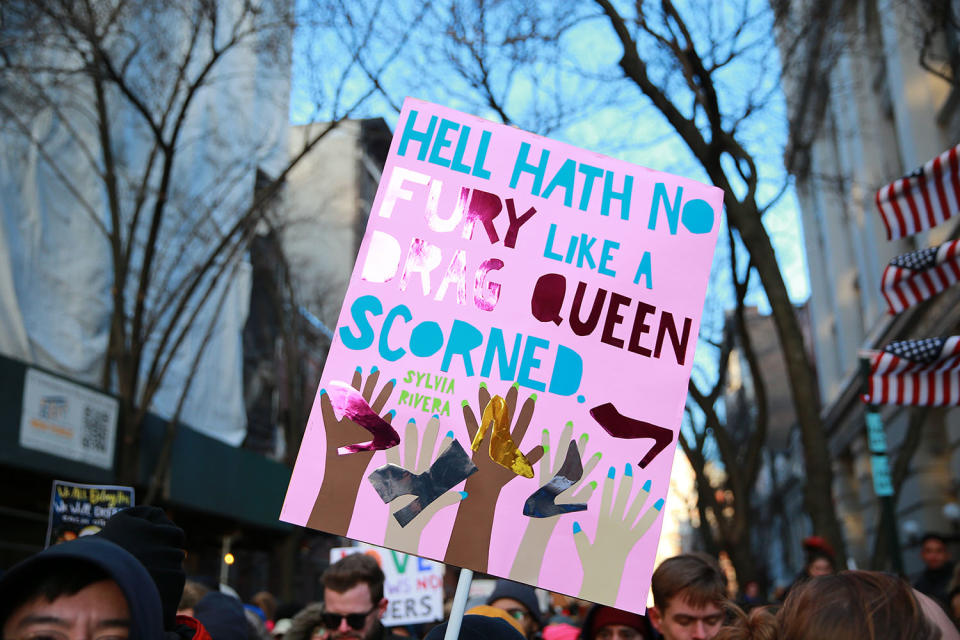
[543,428,550,435]
[408,418,416,424]
[573,522,582,534]
[459,491,468,499]
[387,410,396,419]
[511,382,520,389]
[607,466,616,479]
[355,366,362,373]
[388,378,396,386]
[433,414,440,419]
[371,366,379,373]
[588,481,597,490]
[582,433,589,442]
[643,479,652,492]
[461,399,469,407]
[529,393,538,401]
[655,499,664,510]
[446,430,455,439]
[625,463,633,477]
[479,382,487,389]
[543,445,550,453]
[319,388,326,396]
[593,452,603,460]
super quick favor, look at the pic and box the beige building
[282,119,392,328]
[776,0,960,574]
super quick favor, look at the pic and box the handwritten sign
[331,544,445,627]
[282,98,723,613]
[46,479,134,547]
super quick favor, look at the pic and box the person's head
[0,537,164,640]
[921,533,951,571]
[649,553,728,640]
[800,536,835,578]
[777,571,940,640]
[251,592,277,623]
[949,585,960,627]
[486,580,543,639]
[711,607,776,640]
[803,552,834,578]
[179,581,212,617]
[424,615,525,640]
[320,554,387,640]
[193,592,249,640]
[583,605,652,640]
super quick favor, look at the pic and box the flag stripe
[881,239,960,313]
[876,144,960,239]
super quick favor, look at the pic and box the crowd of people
[3,507,960,640]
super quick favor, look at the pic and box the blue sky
[289,1,811,312]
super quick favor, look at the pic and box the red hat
[589,607,651,639]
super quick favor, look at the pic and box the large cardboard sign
[282,98,722,612]
[331,544,445,627]
[46,480,134,546]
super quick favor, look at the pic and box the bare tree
[680,226,772,585]
[0,0,388,485]
[355,0,846,565]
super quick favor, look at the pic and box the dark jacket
[0,536,165,640]
[913,562,956,608]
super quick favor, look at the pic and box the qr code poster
[46,479,134,547]
[20,368,120,470]
[281,98,722,613]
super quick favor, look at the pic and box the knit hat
[588,606,651,639]
[425,615,526,640]
[96,505,187,631]
[486,579,544,628]
[467,605,526,636]
[195,592,249,640]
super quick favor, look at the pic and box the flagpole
[443,568,473,640]
[859,357,905,575]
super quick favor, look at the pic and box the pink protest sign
[281,98,723,613]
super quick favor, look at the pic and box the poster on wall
[46,479,134,547]
[20,368,119,470]
[281,98,723,613]
[331,544,445,627]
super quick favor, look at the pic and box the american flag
[875,144,960,240]
[864,336,960,406]
[881,239,960,313]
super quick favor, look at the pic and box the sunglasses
[320,607,376,630]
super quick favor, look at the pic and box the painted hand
[508,421,601,584]
[378,415,471,554]
[306,367,396,535]
[444,383,544,573]
[572,463,663,604]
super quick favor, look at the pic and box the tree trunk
[727,200,847,568]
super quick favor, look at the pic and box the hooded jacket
[0,536,165,640]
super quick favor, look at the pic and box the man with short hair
[320,554,397,640]
[914,532,956,608]
[648,553,728,640]
[0,536,165,640]
[486,579,543,640]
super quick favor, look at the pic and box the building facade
[776,0,960,575]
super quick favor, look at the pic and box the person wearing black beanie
[424,615,525,640]
[97,505,188,632]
